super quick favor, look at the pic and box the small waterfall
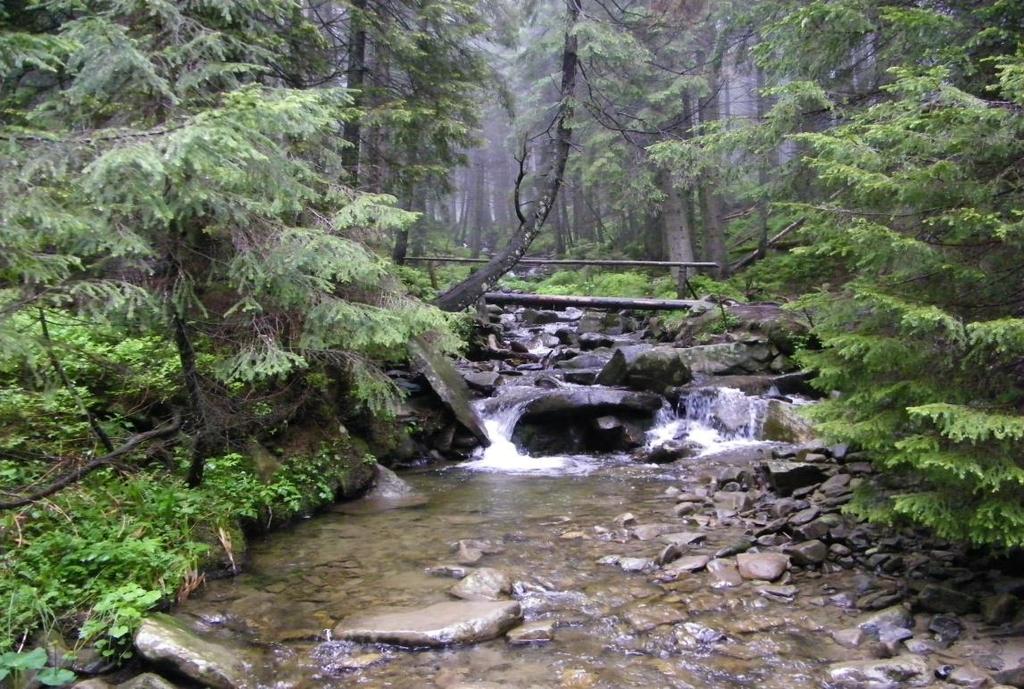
[459,389,595,475]
[645,387,769,456]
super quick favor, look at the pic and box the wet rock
[454,543,483,565]
[763,461,827,497]
[426,564,473,579]
[660,532,706,547]
[676,342,774,375]
[673,622,726,649]
[918,584,978,615]
[827,655,930,688]
[758,584,798,601]
[617,557,653,573]
[450,568,512,601]
[520,309,561,325]
[715,537,755,558]
[646,439,700,463]
[706,559,744,588]
[462,371,501,394]
[857,605,914,636]
[654,555,710,582]
[134,615,250,689]
[506,620,555,645]
[409,336,490,446]
[930,614,964,645]
[656,543,684,567]
[596,346,693,395]
[555,353,611,370]
[736,552,790,582]
[819,473,852,497]
[982,594,1020,626]
[578,332,615,350]
[334,600,523,647]
[792,517,832,541]
[632,523,677,541]
[948,665,995,689]
[623,604,687,632]
[761,400,818,444]
[832,627,868,649]
[613,512,637,527]
[787,540,828,566]
[787,505,821,525]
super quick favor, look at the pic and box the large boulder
[409,336,490,446]
[333,600,523,647]
[509,387,662,454]
[676,342,775,376]
[596,346,693,394]
[760,400,817,443]
[133,615,251,689]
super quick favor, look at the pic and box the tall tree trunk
[755,64,771,259]
[436,0,581,312]
[658,171,696,297]
[342,0,367,186]
[470,150,486,258]
[698,70,729,278]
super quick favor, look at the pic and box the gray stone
[832,627,867,648]
[334,600,523,647]
[982,594,1020,626]
[462,371,501,393]
[506,620,555,645]
[827,655,931,688]
[761,400,818,444]
[632,523,677,541]
[918,584,977,615]
[409,336,489,446]
[819,473,852,496]
[118,674,181,689]
[856,605,914,636]
[736,552,789,581]
[596,345,693,395]
[654,555,710,582]
[787,540,828,566]
[948,665,994,689]
[133,615,250,689]
[450,568,512,601]
[706,558,743,588]
[763,462,827,497]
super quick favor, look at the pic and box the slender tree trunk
[342,0,367,186]
[435,0,581,312]
[470,150,486,258]
[755,64,771,259]
[698,69,729,278]
[172,314,209,487]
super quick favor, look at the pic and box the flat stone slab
[134,614,250,689]
[333,600,523,647]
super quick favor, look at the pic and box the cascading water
[458,388,595,475]
[645,386,769,456]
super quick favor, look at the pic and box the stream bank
[77,300,1024,689]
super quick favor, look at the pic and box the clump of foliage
[787,12,1024,547]
[0,0,463,656]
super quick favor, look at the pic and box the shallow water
[179,451,863,689]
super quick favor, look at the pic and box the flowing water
[178,386,865,689]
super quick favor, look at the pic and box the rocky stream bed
[74,301,1024,689]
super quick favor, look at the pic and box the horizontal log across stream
[482,292,699,311]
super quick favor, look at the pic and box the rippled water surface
[180,454,863,689]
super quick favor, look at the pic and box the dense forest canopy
[1,0,1023,675]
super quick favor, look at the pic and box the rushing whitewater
[645,387,770,456]
[459,395,597,475]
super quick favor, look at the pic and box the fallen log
[483,292,698,311]
[409,257,718,269]
[731,218,805,272]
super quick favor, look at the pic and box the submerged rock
[506,620,555,645]
[333,600,523,647]
[449,568,512,601]
[827,655,930,688]
[133,615,250,689]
